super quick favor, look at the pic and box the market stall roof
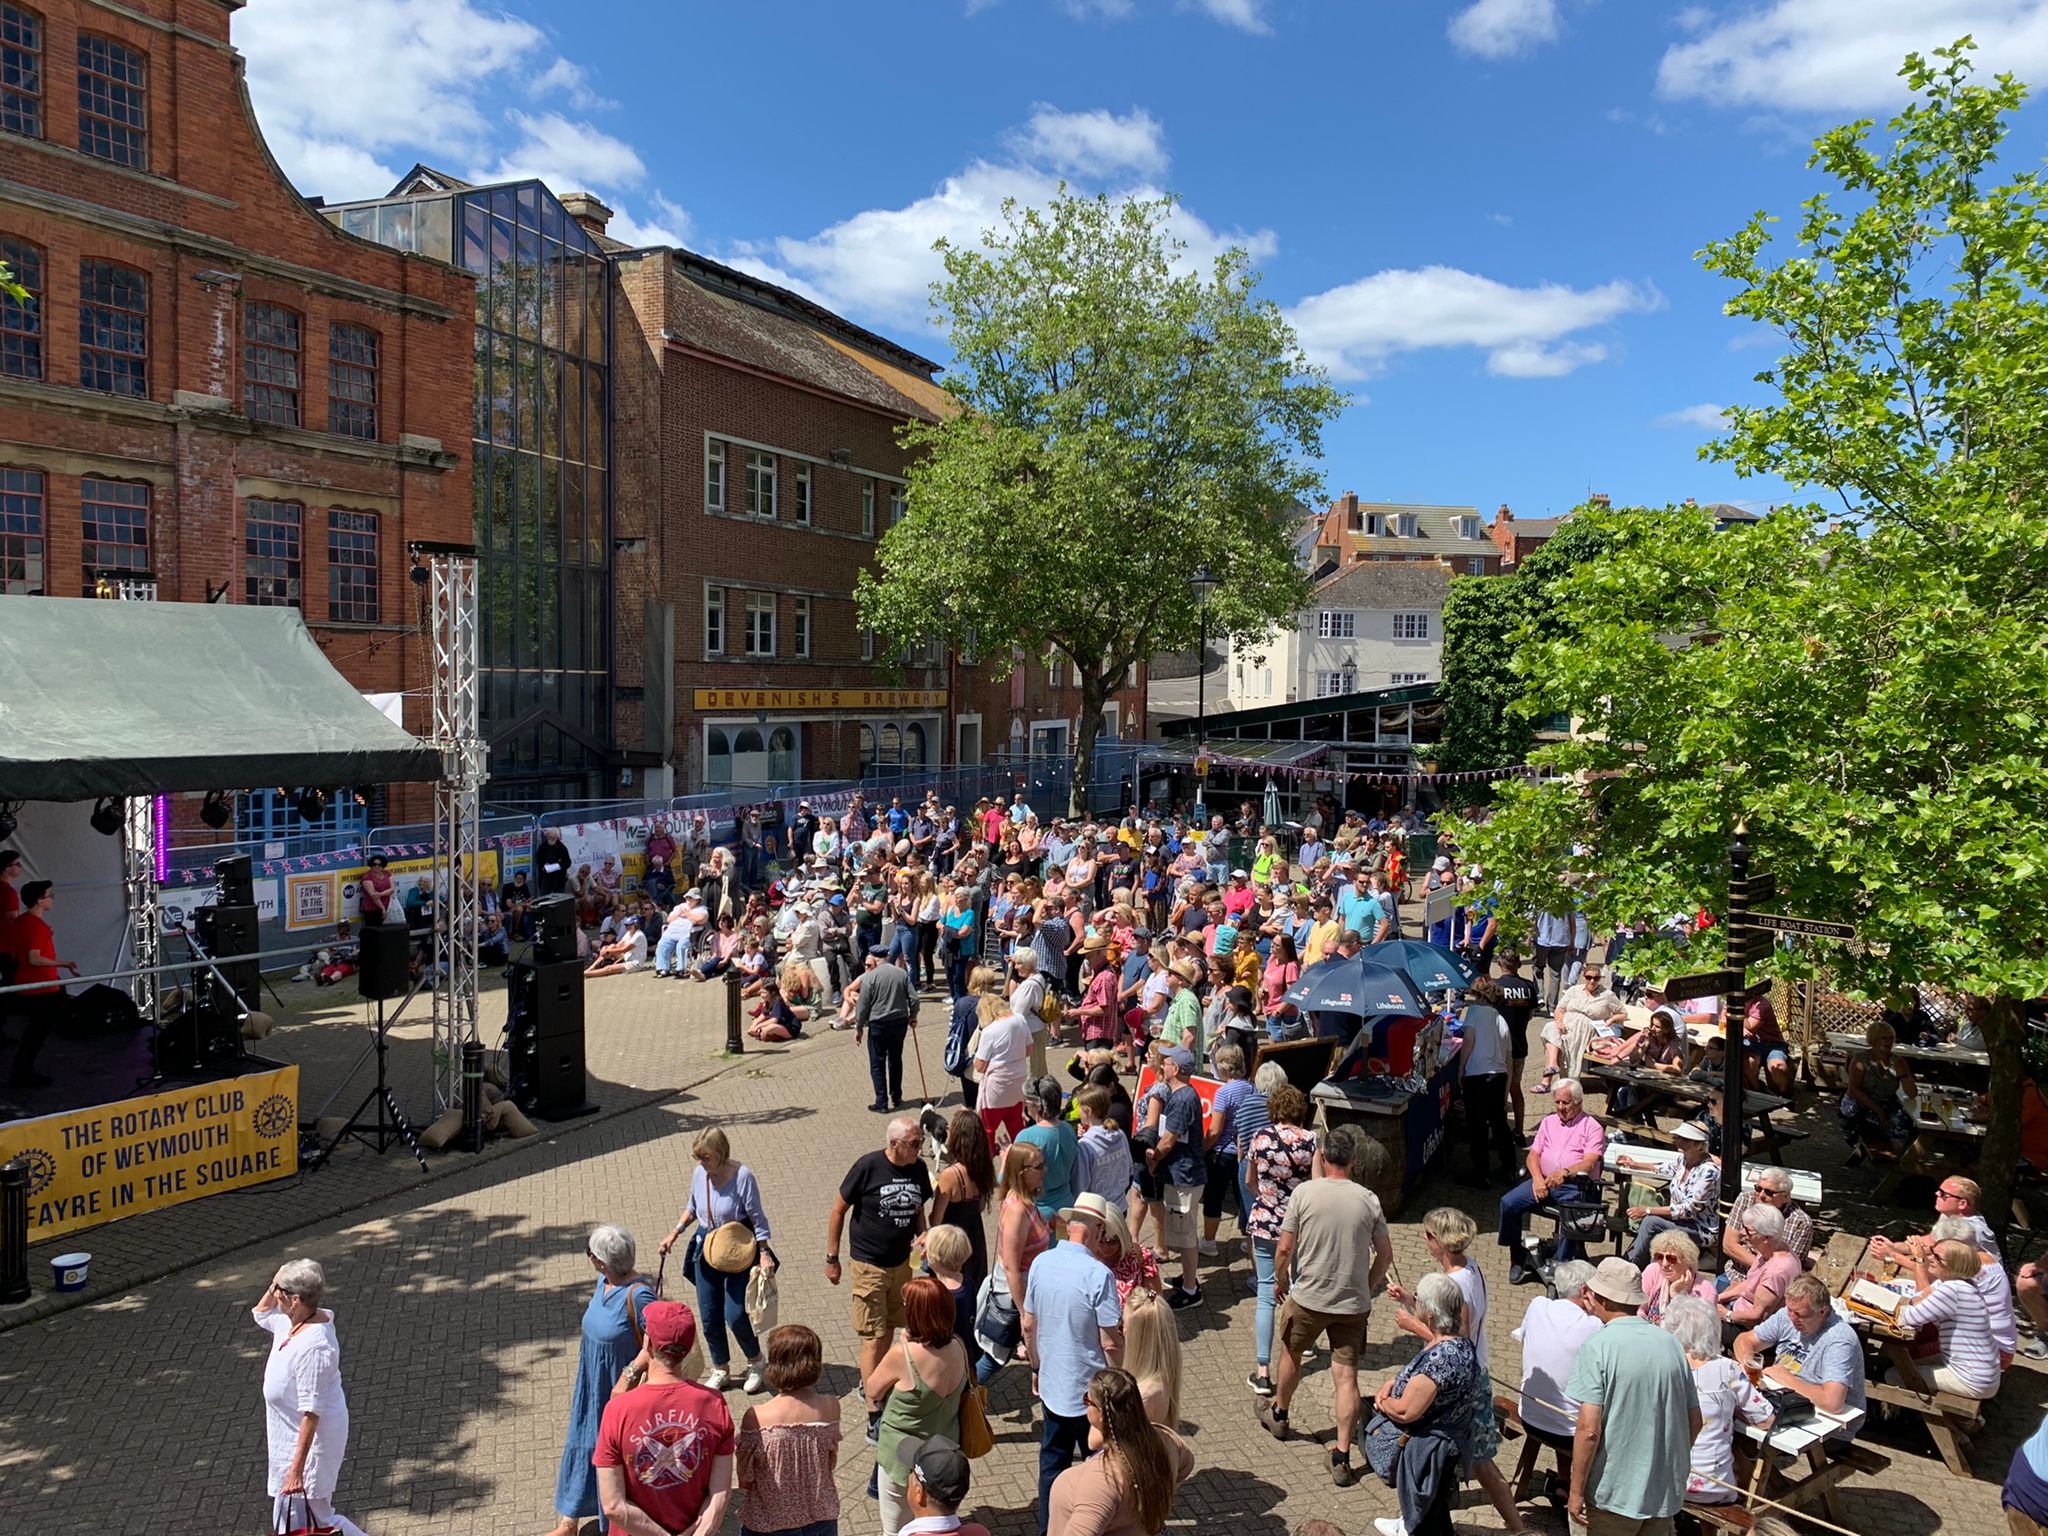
[1140,739,1331,770]
[0,598,441,800]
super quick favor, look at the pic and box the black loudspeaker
[195,903,261,1012]
[530,892,578,964]
[357,923,412,1000]
[73,982,142,1035]
[507,959,591,1118]
[215,852,255,907]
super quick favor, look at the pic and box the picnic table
[1870,1103,1991,1204]
[1825,1030,1990,1074]
[1732,1403,1880,1522]
[1603,1143,1823,1206]
[1824,1234,1989,1477]
[1581,1061,1800,1159]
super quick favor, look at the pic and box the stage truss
[108,575,161,1024]
[423,548,485,1111]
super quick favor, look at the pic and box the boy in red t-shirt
[596,1301,735,1535]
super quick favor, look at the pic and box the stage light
[409,558,429,587]
[199,790,232,830]
[0,801,18,842]
[90,797,122,836]
[294,787,329,821]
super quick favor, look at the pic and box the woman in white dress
[254,1258,366,1536]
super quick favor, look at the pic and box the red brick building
[1310,492,1501,577]
[1488,502,1569,567]
[0,0,473,825]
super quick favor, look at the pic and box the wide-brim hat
[1057,1191,1134,1257]
[1169,958,1202,984]
[1587,1256,1648,1307]
[1081,934,1111,953]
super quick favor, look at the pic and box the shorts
[849,1259,911,1339]
[1746,1040,1790,1067]
[1160,1183,1202,1250]
[1278,1296,1369,1366]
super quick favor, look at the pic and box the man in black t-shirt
[825,1117,932,1388]
[1493,949,1541,1140]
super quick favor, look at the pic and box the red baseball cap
[642,1300,697,1354]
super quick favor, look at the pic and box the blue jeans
[1039,1409,1091,1534]
[654,931,692,973]
[1252,1236,1279,1369]
[889,924,919,972]
[1497,1176,1589,1263]
[694,1261,760,1368]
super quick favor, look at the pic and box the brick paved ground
[0,968,2040,1536]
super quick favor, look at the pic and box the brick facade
[0,0,473,823]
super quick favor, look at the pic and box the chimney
[559,192,614,240]
[1590,493,1611,509]
[1497,503,1513,524]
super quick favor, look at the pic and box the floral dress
[1244,1124,1318,1245]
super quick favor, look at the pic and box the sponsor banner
[0,1065,300,1241]
[160,879,280,929]
[326,850,501,930]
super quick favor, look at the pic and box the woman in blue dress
[547,1224,656,1536]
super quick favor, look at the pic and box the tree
[1453,42,2048,1235]
[856,190,1343,815]
[0,261,26,304]
[1438,515,1611,787]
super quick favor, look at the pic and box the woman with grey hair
[1661,1294,1772,1504]
[1201,1040,1262,1257]
[254,1258,365,1536]
[547,1225,656,1536]
[1370,1272,1480,1536]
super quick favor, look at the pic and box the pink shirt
[1531,1111,1606,1180]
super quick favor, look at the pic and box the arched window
[859,722,876,776]
[879,723,902,769]
[734,727,763,755]
[768,726,797,781]
[905,722,926,770]
[705,727,731,785]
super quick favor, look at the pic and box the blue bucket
[49,1252,90,1292]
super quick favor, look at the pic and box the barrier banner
[0,1065,300,1241]
[323,850,502,930]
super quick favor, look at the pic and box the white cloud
[736,113,1275,326]
[238,0,542,197]
[609,194,694,250]
[1284,266,1661,380]
[1185,0,1270,34]
[530,57,616,113]
[1489,211,1515,226]
[1449,0,1560,59]
[1658,0,2048,112]
[1655,401,1732,429]
[472,111,647,194]
[1010,105,1169,177]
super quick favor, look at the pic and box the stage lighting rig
[294,787,330,821]
[199,790,233,830]
[0,800,19,842]
[89,797,122,836]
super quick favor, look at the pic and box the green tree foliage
[1438,515,1611,783]
[856,190,1343,814]
[1455,42,2048,1233]
[0,260,26,304]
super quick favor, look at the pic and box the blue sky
[238,0,2048,521]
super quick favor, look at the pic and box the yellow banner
[290,850,502,932]
[692,687,947,712]
[0,1065,300,1241]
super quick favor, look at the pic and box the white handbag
[745,1267,779,1333]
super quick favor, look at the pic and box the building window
[889,487,906,526]
[705,438,725,512]
[1467,557,1485,576]
[792,595,810,658]
[243,498,302,607]
[905,722,926,770]
[1,5,41,139]
[704,585,724,656]
[744,590,776,656]
[1458,515,1482,539]
[861,479,875,536]
[80,475,148,591]
[1393,611,1430,640]
[1362,512,1387,536]
[237,786,367,846]
[328,323,379,438]
[0,465,43,594]
[768,725,798,781]
[1315,667,1356,698]
[1395,513,1419,537]
[706,728,731,786]
[963,626,979,667]
[1392,671,1430,685]
[243,302,301,425]
[328,508,380,623]
[793,463,811,525]
[1046,649,1061,690]
[77,33,145,168]
[744,450,776,518]
[1316,609,1355,639]
[79,259,147,396]
[0,234,40,379]
[860,626,874,661]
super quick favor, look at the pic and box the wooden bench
[1862,1375,1984,1477]
[1681,1504,1753,1536]
[1495,1395,1572,1503]
[1760,1439,1893,1523]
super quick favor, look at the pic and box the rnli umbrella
[1282,955,1426,1018]
[1361,938,1478,993]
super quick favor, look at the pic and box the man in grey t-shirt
[1734,1273,1866,1437]
[1260,1126,1392,1486]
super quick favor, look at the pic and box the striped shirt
[1902,1278,2002,1396]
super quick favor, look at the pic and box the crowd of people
[234,793,2048,1536]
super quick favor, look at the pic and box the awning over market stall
[0,598,441,800]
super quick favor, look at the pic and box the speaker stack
[507,895,593,1119]
[195,902,261,1014]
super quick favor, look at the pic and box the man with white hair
[1513,1258,1601,1496]
[826,1117,931,1397]
[1721,1167,1813,1277]
[1499,1077,1607,1286]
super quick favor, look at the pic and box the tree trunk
[1071,674,1109,820]
[1979,994,2026,1248]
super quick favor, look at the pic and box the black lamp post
[1190,564,1220,813]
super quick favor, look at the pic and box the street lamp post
[1190,564,1220,817]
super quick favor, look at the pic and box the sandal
[1532,1072,1556,1096]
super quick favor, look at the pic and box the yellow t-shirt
[1305,919,1341,966]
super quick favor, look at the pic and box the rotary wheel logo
[252,1094,295,1140]
[17,1147,57,1197]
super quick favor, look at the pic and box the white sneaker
[742,1366,768,1394]
[1198,1238,1220,1258]
[1374,1520,1407,1536]
[703,1367,736,1391]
